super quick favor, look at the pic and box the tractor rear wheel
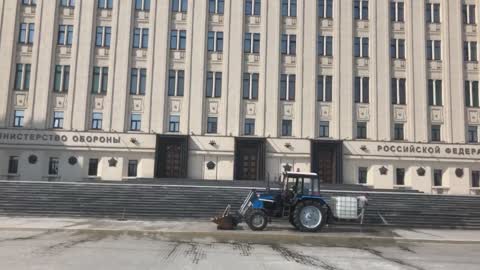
[293,201,326,232]
[245,210,268,231]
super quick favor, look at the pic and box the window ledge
[432,186,449,190]
[122,177,138,180]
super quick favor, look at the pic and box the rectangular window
[206,72,222,98]
[391,1,404,22]
[243,73,259,100]
[319,121,330,138]
[172,0,188,13]
[358,167,368,184]
[463,4,476,25]
[244,33,260,54]
[354,77,369,103]
[8,157,19,175]
[209,0,224,14]
[14,64,31,91]
[468,126,478,143]
[391,78,406,105]
[464,41,478,62]
[18,23,35,44]
[426,3,441,23]
[317,75,332,102]
[356,122,367,139]
[168,70,185,97]
[22,0,37,6]
[207,31,223,52]
[390,39,405,59]
[95,26,111,48]
[428,79,443,106]
[354,37,369,58]
[207,117,218,134]
[244,119,255,135]
[98,0,113,9]
[48,157,59,176]
[426,40,442,60]
[394,123,404,141]
[130,68,147,95]
[245,0,261,16]
[281,0,297,17]
[52,111,64,129]
[433,169,443,187]
[281,120,292,137]
[54,65,70,92]
[135,0,150,11]
[13,110,24,128]
[465,81,479,108]
[91,112,103,130]
[169,115,180,132]
[60,0,75,8]
[128,160,138,177]
[318,0,333,19]
[130,114,141,131]
[171,30,186,50]
[133,28,149,49]
[92,67,108,94]
[431,125,441,142]
[281,34,296,55]
[472,171,480,188]
[396,168,405,186]
[57,25,74,46]
[280,74,296,101]
[88,159,99,176]
[354,0,369,20]
[317,35,333,56]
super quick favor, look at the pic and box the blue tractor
[214,172,332,232]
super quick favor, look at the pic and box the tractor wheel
[245,210,268,231]
[293,201,327,232]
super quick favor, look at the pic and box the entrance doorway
[234,138,266,181]
[311,140,342,184]
[155,135,188,178]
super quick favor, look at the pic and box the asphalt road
[0,229,479,270]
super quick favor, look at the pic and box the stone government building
[1,0,480,195]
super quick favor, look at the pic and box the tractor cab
[282,172,321,197]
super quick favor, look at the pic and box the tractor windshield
[301,177,320,196]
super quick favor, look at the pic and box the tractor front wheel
[245,210,268,231]
[293,201,326,232]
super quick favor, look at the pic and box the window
[95,26,111,48]
[88,159,99,176]
[354,37,369,58]
[428,79,443,106]
[207,31,223,52]
[209,0,224,14]
[22,0,36,6]
[390,39,405,59]
[8,156,19,175]
[433,169,443,187]
[280,74,296,101]
[281,0,297,17]
[431,125,441,142]
[319,121,330,138]
[54,65,70,92]
[52,111,64,129]
[465,80,480,108]
[91,112,103,130]
[472,171,480,188]
[13,110,24,128]
[128,160,138,177]
[318,0,333,19]
[172,0,188,13]
[394,123,404,141]
[391,78,406,105]
[357,122,367,139]
[135,0,150,11]
[48,158,59,176]
[244,33,260,54]
[18,23,35,45]
[168,70,185,96]
[244,119,255,135]
[282,120,292,137]
[426,40,442,60]
[133,28,149,49]
[391,1,404,22]
[463,4,476,25]
[60,0,75,8]
[92,67,109,94]
[130,113,141,131]
[207,117,218,134]
[243,73,259,100]
[317,75,332,102]
[354,0,369,20]
[170,30,187,50]
[169,115,180,132]
[354,77,369,104]
[130,68,147,95]
[358,167,368,184]
[98,0,113,9]
[281,34,296,55]
[396,168,405,186]
[14,64,31,91]
[245,0,261,16]
[57,25,74,46]
[206,72,222,98]
[464,41,478,62]
[426,3,441,23]
[318,35,333,56]
[468,126,478,143]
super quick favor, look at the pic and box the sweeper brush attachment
[211,205,240,230]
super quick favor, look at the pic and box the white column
[302,0,317,138]
[295,0,305,138]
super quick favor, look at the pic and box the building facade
[0,0,480,195]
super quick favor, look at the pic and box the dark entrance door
[155,135,188,178]
[235,138,266,181]
[311,140,342,184]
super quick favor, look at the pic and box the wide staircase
[0,180,479,229]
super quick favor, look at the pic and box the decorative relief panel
[465,25,477,34]
[247,16,261,25]
[132,99,143,112]
[320,19,333,28]
[428,61,442,71]
[283,104,294,118]
[392,59,406,70]
[468,109,480,124]
[393,106,407,122]
[247,54,260,64]
[55,96,66,109]
[283,55,296,65]
[96,48,110,58]
[99,9,112,18]
[94,97,104,110]
[134,49,148,58]
[136,11,149,21]
[356,105,370,121]
[209,14,224,24]
[170,100,181,113]
[284,17,297,27]
[174,12,187,22]
[209,52,223,62]
[172,51,185,61]
[430,107,444,123]
[319,104,331,121]
[355,58,369,68]
[62,8,74,17]
[356,20,369,29]
[319,57,333,67]
[428,23,440,32]
[392,22,405,32]
[245,103,256,116]
[208,101,218,114]
[15,94,27,108]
